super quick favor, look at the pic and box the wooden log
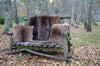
[12,45,63,51]
[61,30,70,36]
[33,40,49,43]
[28,44,33,47]
[6,32,13,36]
[55,45,61,48]
[68,49,73,58]
[9,35,13,52]
[33,44,42,47]
[7,48,70,62]
[13,41,59,48]
[21,15,71,22]
[23,18,28,21]
[63,36,68,58]
[60,16,71,19]
[13,42,62,49]
[48,44,55,48]
[65,35,73,52]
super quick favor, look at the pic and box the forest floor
[0,23,100,66]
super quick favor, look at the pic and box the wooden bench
[7,15,73,62]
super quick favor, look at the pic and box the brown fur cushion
[22,26,34,42]
[49,14,60,27]
[13,24,34,43]
[49,23,69,45]
[38,15,50,40]
[28,15,60,40]
[13,24,24,43]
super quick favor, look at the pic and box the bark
[45,0,49,14]
[9,0,13,27]
[14,0,19,24]
[3,0,12,33]
[34,0,41,15]
[52,0,56,14]
[71,1,75,26]
[60,0,71,16]
[91,1,98,26]
[83,0,89,29]
[38,0,42,15]
[27,2,30,18]
[3,12,10,34]
[92,9,98,26]
[75,1,82,27]
[87,0,93,32]
[24,0,30,18]
[60,0,71,23]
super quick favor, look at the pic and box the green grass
[72,31,100,45]
[0,22,25,25]
[71,23,100,49]
[13,22,25,25]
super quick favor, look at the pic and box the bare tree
[71,1,75,26]
[87,0,93,32]
[34,0,42,15]
[75,1,82,27]
[60,0,71,23]
[3,0,12,33]
[9,0,13,27]
[70,0,83,27]
[80,0,89,29]
[24,0,30,18]
[14,0,19,24]
[91,0,98,26]
[3,12,10,34]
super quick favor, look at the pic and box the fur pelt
[23,26,34,42]
[28,15,60,40]
[28,16,38,40]
[38,15,50,40]
[13,24,34,43]
[49,23,69,45]
[13,24,24,43]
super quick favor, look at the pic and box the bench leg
[9,36,13,52]
[63,37,69,58]
[68,49,73,57]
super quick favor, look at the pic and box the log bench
[6,30,73,62]
[6,15,72,62]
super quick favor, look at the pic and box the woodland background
[0,0,100,66]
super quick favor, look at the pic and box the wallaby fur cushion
[49,23,69,45]
[38,15,50,40]
[23,26,34,42]
[28,16,38,40]
[13,25,23,43]
[28,15,60,40]
[13,24,34,43]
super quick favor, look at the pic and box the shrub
[0,15,5,25]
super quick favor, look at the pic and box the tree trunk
[71,1,75,26]
[9,0,13,27]
[29,0,35,15]
[24,0,30,18]
[3,0,12,33]
[91,2,98,26]
[75,1,82,28]
[14,0,19,24]
[82,0,88,29]
[34,0,41,15]
[3,12,10,34]
[87,0,93,32]
[60,0,71,23]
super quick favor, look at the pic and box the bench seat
[13,41,62,48]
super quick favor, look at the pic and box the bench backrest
[28,15,60,40]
